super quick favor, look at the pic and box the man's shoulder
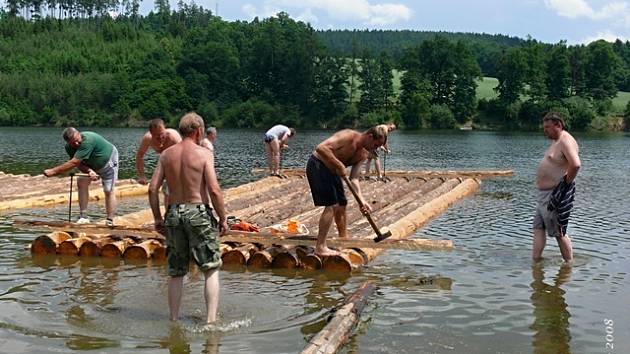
[560,131,578,146]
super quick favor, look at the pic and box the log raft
[19,170,505,272]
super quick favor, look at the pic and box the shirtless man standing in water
[306,125,388,256]
[149,112,227,324]
[533,112,581,262]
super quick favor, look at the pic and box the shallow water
[0,127,629,353]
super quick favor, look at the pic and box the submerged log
[123,239,163,260]
[295,246,322,270]
[301,281,376,354]
[31,231,71,254]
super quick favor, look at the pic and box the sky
[131,0,630,44]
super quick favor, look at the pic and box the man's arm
[349,160,372,213]
[315,134,347,176]
[562,137,581,183]
[135,135,151,184]
[279,133,290,149]
[203,154,228,235]
[148,159,165,231]
[43,158,82,177]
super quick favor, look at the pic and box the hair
[62,127,79,142]
[179,112,205,137]
[289,128,296,137]
[206,126,217,135]
[366,125,388,141]
[148,118,165,131]
[543,111,565,130]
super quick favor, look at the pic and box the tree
[585,40,621,100]
[546,43,572,100]
[357,50,381,115]
[495,48,527,104]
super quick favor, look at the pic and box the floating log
[58,237,93,256]
[13,220,163,240]
[221,243,258,266]
[301,281,376,354]
[101,238,135,258]
[31,231,71,254]
[247,246,287,269]
[253,168,513,179]
[123,239,163,260]
[271,247,301,269]
[322,253,356,273]
[295,246,323,270]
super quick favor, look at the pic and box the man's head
[62,127,81,148]
[289,128,296,137]
[364,125,388,150]
[148,118,166,141]
[206,127,217,142]
[386,123,397,132]
[543,112,565,140]
[179,112,205,144]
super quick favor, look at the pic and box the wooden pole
[301,281,376,354]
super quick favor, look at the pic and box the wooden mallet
[342,175,392,242]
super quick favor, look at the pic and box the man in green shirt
[44,127,119,225]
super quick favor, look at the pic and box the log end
[31,234,65,255]
[152,245,166,260]
[247,251,273,269]
[221,250,247,266]
[58,240,79,256]
[101,244,123,258]
[302,254,322,270]
[322,254,354,273]
[123,245,150,260]
[78,241,100,257]
[272,251,300,269]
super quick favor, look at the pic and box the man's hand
[360,202,372,215]
[281,144,289,150]
[43,169,55,177]
[218,219,228,235]
[137,176,148,185]
[88,170,99,181]
[154,219,165,234]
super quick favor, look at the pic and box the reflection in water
[530,263,572,354]
[300,273,350,337]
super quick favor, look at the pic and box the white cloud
[544,0,630,22]
[242,0,412,26]
[241,3,282,19]
[296,8,319,24]
[579,29,629,43]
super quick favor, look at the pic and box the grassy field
[476,77,499,100]
[612,91,630,114]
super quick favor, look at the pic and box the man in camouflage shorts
[149,112,228,324]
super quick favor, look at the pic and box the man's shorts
[263,133,276,143]
[306,154,348,207]
[164,203,222,277]
[367,149,379,160]
[96,146,119,193]
[533,189,562,238]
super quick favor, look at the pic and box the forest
[1,0,630,131]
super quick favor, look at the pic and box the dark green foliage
[585,40,620,100]
[625,100,630,131]
[563,96,595,130]
[547,44,572,100]
[495,48,528,104]
[427,104,456,129]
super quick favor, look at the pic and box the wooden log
[13,220,163,240]
[301,281,376,354]
[295,246,323,270]
[153,244,167,260]
[322,253,356,273]
[271,247,301,269]
[247,245,287,269]
[31,231,71,255]
[221,243,258,266]
[342,249,367,266]
[253,168,513,179]
[101,238,135,258]
[123,239,163,260]
[58,237,92,256]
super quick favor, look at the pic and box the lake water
[0,127,629,354]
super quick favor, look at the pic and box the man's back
[161,140,214,205]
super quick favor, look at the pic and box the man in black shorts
[306,126,388,256]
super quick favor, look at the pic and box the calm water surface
[0,127,629,354]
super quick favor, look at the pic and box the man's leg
[532,228,546,261]
[104,191,117,220]
[270,139,280,175]
[556,235,573,262]
[315,206,339,256]
[168,276,184,321]
[374,158,382,179]
[334,205,347,238]
[77,176,91,217]
[204,268,220,324]
[264,143,273,174]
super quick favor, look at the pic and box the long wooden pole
[301,281,376,354]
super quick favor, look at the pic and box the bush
[592,98,613,116]
[624,100,630,131]
[197,101,219,126]
[563,96,595,131]
[427,104,456,129]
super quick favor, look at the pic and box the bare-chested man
[533,112,581,262]
[306,126,388,256]
[136,119,181,204]
[149,112,228,324]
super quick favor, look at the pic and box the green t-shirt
[65,131,114,171]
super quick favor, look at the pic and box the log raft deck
[4,169,513,273]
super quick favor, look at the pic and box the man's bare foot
[315,247,340,257]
